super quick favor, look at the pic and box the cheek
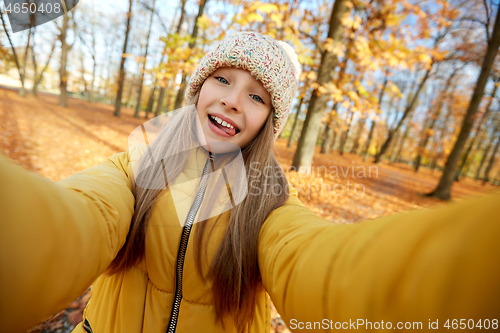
[245,110,270,135]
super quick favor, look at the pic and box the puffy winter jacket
[0,146,499,333]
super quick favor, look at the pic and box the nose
[220,89,243,112]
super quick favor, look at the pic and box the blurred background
[1,0,499,331]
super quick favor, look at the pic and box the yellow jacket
[0,146,499,333]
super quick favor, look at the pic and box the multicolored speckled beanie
[185,32,301,139]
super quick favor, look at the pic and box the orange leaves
[341,14,362,31]
[388,81,402,98]
[196,14,212,30]
[418,53,433,67]
[324,37,346,57]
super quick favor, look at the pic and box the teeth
[210,115,235,130]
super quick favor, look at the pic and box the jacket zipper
[83,318,93,333]
[166,153,214,333]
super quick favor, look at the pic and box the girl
[0,32,499,333]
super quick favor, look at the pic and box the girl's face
[195,67,272,153]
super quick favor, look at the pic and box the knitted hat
[185,32,301,139]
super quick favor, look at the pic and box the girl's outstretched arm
[258,187,500,331]
[0,152,135,332]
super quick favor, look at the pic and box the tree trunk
[475,141,492,180]
[350,118,365,154]
[392,111,414,164]
[288,97,304,148]
[155,84,166,116]
[145,85,157,119]
[321,105,338,154]
[18,29,32,97]
[321,123,334,154]
[416,67,458,171]
[58,14,70,107]
[89,38,97,103]
[375,66,432,163]
[175,0,188,34]
[339,110,354,155]
[134,0,156,118]
[114,0,134,117]
[428,9,500,200]
[482,135,500,185]
[330,130,338,152]
[173,0,208,110]
[30,29,38,96]
[363,75,388,161]
[0,11,25,94]
[362,121,376,161]
[318,122,328,145]
[455,81,498,180]
[292,0,350,173]
[80,52,88,97]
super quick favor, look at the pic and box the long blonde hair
[106,89,289,332]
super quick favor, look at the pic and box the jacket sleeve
[258,187,500,331]
[0,151,135,333]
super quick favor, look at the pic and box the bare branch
[298,28,324,53]
[0,9,22,77]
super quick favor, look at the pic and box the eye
[215,76,229,85]
[251,94,264,104]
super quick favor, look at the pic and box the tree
[31,30,58,96]
[363,74,388,161]
[173,0,209,110]
[58,11,76,107]
[288,97,305,148]
[114,0,134,117]
[414,65,460,171]
[0,10,31,97]
[427,8,500,200]
[482,130,500,185]
[134,0,156,118]
[455,77,498,180]
[153,0,188,119]
[292,0,350,173]
[475,113,500,180]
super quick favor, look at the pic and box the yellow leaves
[418,53,432,65]
[413,6,427,19]
[388,82,402,97]
[385,13,400,27]
[306,71,317,81]
[327,83,343,102]
[356,84,368,97]
[197,14,211,30]
[353,36,371,56]
[257,2,278,14]
[341,101,351,109]
[347,90,359,102]
[298,54,315,66]
[317,85,327,95]
[341,14,362,31]
[270,13,283,28]
[344,0,354,9]
[246,12,263,22]
[415,51,433,69]
[311,82,320,90]
[324,38,345,57]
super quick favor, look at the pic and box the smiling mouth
[208,114,240,136]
